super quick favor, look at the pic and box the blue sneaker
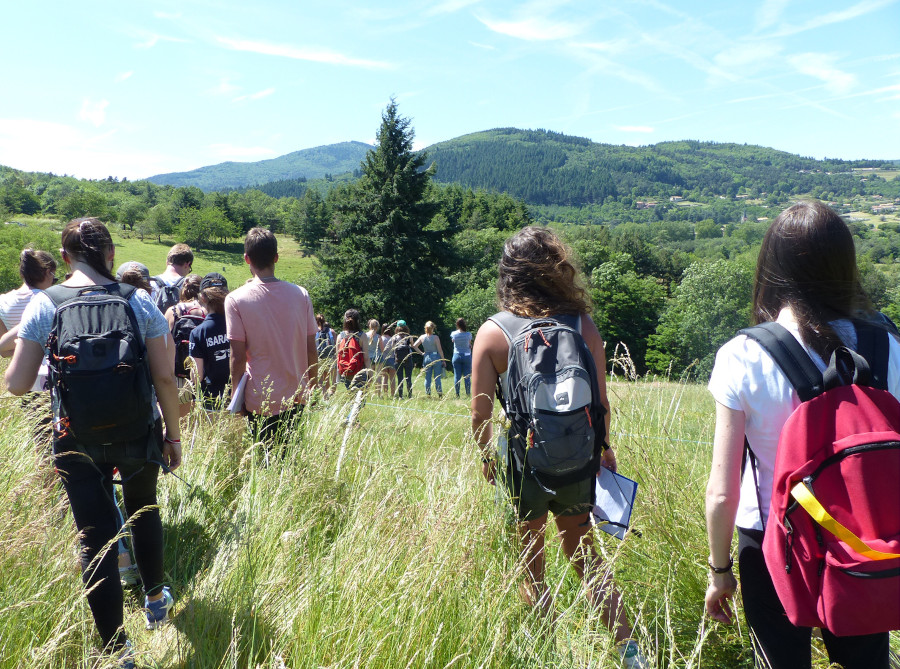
[144,586,174,630]
[116,640,135,669]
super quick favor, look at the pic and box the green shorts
[501,462,594,522]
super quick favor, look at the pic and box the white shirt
[708,308,900,530]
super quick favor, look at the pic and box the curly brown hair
[496,226,591,317]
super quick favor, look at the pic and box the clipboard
[227,372,249,414]
[592,468,638,540]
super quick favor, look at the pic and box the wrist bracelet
[708,557,734,573]
[165,437,181,445]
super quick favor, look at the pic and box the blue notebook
[592,468,638,540]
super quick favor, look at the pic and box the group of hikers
[1,200,898,668]
[314,313,473,399]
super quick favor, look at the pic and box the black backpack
[393,335,413,364]
[46,283,155,446]
[171,305,205,379]
[490,312,607,493]
[152,275,185,314]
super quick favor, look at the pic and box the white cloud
[209,143,277,159]
[477,16,582,41]
[615,125,654,133]
[773,0,898,37]
[570,39,628,55]
[79,99,109,127]
[756,0,790,29]
[216,36,393,69]
[469,41,497,51]
[232,87,276,103]
[0,118,176,179]
[788,53,857,95]
[209,77,240,96]
[114,71,133,83]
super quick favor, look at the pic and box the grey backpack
[490,312,607,493]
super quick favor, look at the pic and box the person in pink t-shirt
[225,227,318,445]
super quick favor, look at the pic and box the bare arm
[435,336,445,362]
[0,323,18,358]
[470,320,508,484]
[581,316,616,472]
[230,339,248,399]
[4,338,44,395]
[704,402,744,623]
[305,334,318,397]
[147,334,182,471]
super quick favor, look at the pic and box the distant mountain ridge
[147,141,371,190]
[147,129,893,203]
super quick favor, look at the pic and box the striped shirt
[0,285,40,330]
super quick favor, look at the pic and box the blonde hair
[424,321,436,334]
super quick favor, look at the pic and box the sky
[1,0,899,181]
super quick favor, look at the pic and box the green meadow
[2,364,896,668]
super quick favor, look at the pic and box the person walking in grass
[226,227,318,446]
[189,273,230,409]
[704,201,899,669]
[379,322,397,396]
[390,320,421,399]
[4,218,181,669]
[336,309,372,390]
[414,321,445,398]
[151,243,193,312]
[450,317,473,398]
[471,226,648,669]
[315,313,337,396]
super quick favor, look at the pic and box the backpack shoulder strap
[739,322,823,402]
[854,322,890,391]
[488,312,533,344]
[44,284,81,308]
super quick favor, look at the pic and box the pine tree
[317,100,445,330]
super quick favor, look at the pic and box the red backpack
[742,322,900,637]
[336,332,365,379]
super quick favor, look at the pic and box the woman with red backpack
[336,308,372,389]
[705,201,900,669]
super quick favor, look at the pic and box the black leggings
[737,528,889,669]
[396,356,414,397]
[54,425,165,650]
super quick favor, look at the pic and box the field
[3,362,897,669]
[112,231,316,288]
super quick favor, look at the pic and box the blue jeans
[423,352,443,395]
[452,351,472,396]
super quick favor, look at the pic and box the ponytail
[61,218,115,282]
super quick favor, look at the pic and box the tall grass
[1,368,896,668]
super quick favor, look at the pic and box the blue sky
[1,0,898,180]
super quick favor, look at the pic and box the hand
[162,437,182,472]
[600,447,617,473]
[705,571,738,624]
[482,458,497,485]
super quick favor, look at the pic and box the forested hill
[424,128,890,205]
[147,141,371,190]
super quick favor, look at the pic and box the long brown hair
[61,218,115,282]
[497,226,591,317]
[753,200,872,359]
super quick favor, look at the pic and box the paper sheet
[227,372,249,414]
[592,468,638,540]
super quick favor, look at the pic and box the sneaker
[144,586,174,630]
[116,640,135,669]
[119,564,140,587]
[616,639,649,669]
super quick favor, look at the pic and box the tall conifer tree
[318,100,445,329]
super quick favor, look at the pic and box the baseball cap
[396,319,407,327]
[115,261,150,282]
[201,272,228,291]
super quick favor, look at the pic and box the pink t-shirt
[225,278,317,415]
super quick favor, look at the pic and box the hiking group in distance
[2,199,899,668]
